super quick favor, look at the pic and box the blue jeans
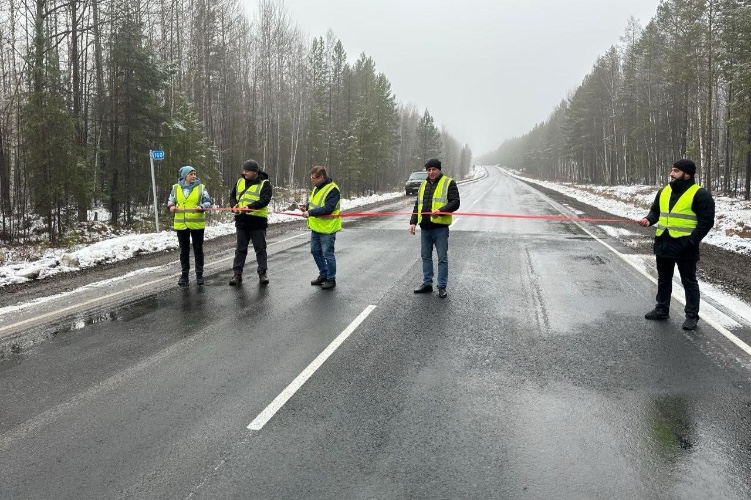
[311,231,336,280]
[420,226,449,288]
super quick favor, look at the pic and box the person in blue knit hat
[167,165,212,286]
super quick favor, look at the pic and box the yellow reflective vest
[307,181,341,234]
[655,184,699,238]
[417,175,453,225]
[172,183,206,230]
[235,178,268,218]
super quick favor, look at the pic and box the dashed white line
[247,305,377,431]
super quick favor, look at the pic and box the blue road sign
[151,150,165,160]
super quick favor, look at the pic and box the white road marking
[247,305,377,431]
[573,219,751,358]
[502,165,751,357]
[0,233,309,334]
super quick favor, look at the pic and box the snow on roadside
[0,192,402,288]
[507,169,751,256]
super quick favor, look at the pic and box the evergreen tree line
[477,0,751,200]
[0,0,472,244]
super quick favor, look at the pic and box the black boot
[645,308,669,320]
[682,317,698,330]
[196,273,204,286]
[178,273,189,287]
[229,274,242,286]
[259,272,269,284]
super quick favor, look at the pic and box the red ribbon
[182,207,633,223]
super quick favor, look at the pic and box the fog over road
[2,168,750,499]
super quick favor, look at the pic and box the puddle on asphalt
[62,295,162,332]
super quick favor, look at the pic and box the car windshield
[408,172,428,181]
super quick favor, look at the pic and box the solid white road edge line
[506,166,751,358]
[247,304,377,431]
[0,233,309,334]
[575,221,751,358]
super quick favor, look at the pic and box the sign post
[150,150,164,230]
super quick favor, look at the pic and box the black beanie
[242,160,260,172]
[673,159,696,176]
[425,158,442,170]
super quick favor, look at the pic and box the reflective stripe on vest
[235,178,268,218]
[417,175,453,225]
[307,182,341,234]
[655,183,699,238]
[172,183,206,230]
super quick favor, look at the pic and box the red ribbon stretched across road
[274,209,633,223]
[176,207,634,223]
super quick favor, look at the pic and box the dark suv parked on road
[405,171,428,195]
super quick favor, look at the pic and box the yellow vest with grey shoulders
[655,184,699,238]
[172,183,205,230]
[417,175,453,225]
[307,181,341,233]
[235,178,269,218]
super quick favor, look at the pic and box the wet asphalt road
[2,168,751,499]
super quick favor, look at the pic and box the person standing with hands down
[168,165,212,287]
[638,159,715,330]
[301,166,341,290]
[229,160,272,286]
[409,158,460,299]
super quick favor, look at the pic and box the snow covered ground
[2,166,750,325]
[0,192,402,288]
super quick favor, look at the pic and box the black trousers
[655,256,700,319]
[232,227,267,275]
[176,228,204,275]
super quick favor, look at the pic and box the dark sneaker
[196,273,205,286]
[321,279,336,290]
[438,287,447,298]
[229,274,243,286]
[644,308,669,320]
[178,274,189,287]
[413,284,433,294]
[311,275,326,286]
[259,272,269,284]
[682,317,698,330]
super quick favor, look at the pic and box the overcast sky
[241,0,660,156]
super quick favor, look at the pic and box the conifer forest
[479,0,751,202]
[3,0,750,245]
[0,0,472,243]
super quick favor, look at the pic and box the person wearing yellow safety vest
[638,159,715,330]
[228,160,273,286]
[409,158,460,299]
[301,165,341,290]
[167,165,212,286]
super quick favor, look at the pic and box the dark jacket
[644,177,715,261]
[409,173,460,229]
[230,171,272,230]
[305,177,341,217]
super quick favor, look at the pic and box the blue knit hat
[179,165,196,180]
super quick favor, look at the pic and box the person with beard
[228,160,273,286]
[168,165,212,286]
[639,159,715,330]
